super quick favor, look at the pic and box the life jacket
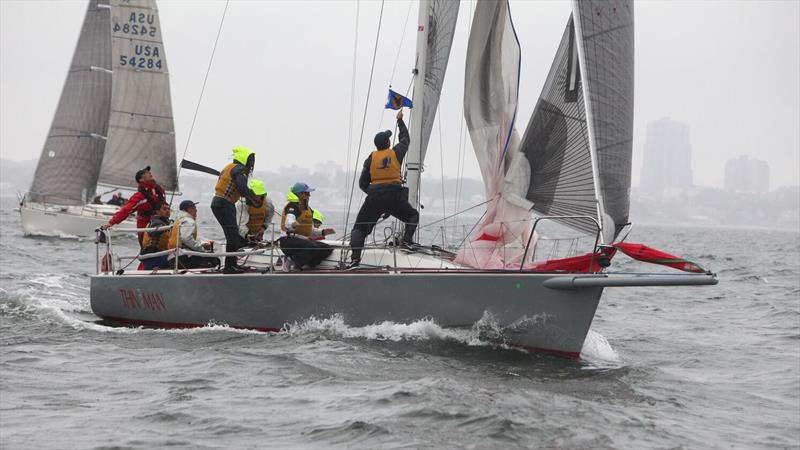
[246,201,268,233]
[369,148,402,185]
[214,162,242,203]
[280,202,314,237]
[138,183,165,217]
[167,217,197,249]
[142,217,170,252]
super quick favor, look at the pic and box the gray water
[1,197,798,449]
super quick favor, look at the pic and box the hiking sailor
[279,182,335,272]
[101,166,166,246]
[140,203,173,270]
[210,146,262,274]
[236,179,275,247]
[348,110,419,268]
[168,200,219,270]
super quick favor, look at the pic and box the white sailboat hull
[20,203,124,238]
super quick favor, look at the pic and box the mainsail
[454,0,533,270]
[406,0,460,207]
[98,0,178,191]
[504,16,598,236]
[29,0,112,205]
[573,0,634,240]
[504,0,634,243]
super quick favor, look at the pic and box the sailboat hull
[90,272,603,357]
[20,204,122,238]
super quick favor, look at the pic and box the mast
[405,0,430,211]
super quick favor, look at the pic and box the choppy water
[1,198,798,449]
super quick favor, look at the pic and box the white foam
[580,329,621,367]
[283,314,496,348]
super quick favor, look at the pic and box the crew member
[236,179,275,247]
[168,200,218,270]
[102,166,166,246]
[211,146,262,273]
[279,182,335,271]
[140,203,173,270]
[348,110,418,268]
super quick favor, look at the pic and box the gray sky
[1,0,798,189]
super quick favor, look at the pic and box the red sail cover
[529,247,617,273]
[613,242,706,273]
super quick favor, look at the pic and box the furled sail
[29,0,112,205]
[573,0,634,240]
[504,16,599,236]
[98,0,178,191]
[406,0,460,207]
[454,0,534,270]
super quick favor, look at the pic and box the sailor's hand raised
[100,223,110,230]
[396,110,403,121]
[322,228,336,237]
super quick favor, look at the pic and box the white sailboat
[89,0,717,358]
[20,0,178,238]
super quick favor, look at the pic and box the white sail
[29,0,112,205]
[454,0,533,270]
[98,0,178,191]
[406,0,460,208]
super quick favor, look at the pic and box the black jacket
[359,118,410,194]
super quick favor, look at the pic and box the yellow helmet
[286,188,299,203]
[248,179,267,196]
[312,209,324,224]
[232,146,254,165]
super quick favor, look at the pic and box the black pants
[174,255,220,269]
[349,188,419,261]
[211,197,241,268]
[280,236,333,269]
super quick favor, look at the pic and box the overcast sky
[1,0,798,189]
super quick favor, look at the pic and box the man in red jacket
[101,166,167,246]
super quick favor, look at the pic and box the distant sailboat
[20,0,177,238]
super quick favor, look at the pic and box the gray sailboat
[90,0,717,358]
[20,0,177,238]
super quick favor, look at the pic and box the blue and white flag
[385,89,413,110]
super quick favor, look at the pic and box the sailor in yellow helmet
[278,182,336,272]
[348,109,418,269]
[236,179,275,247]
[211,146,263,273]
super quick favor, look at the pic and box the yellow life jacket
[167,217,197,249]
[214,162,241,203]
[246,201,268,233]
[280,202,314,237]
[369,148,402,185]
[142,227,170,252]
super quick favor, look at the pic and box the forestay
[29,0,112,205]
[454,0,533,270]
[406,0,460,208]
[98,0,178,191]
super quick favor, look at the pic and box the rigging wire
[171,0,230,203]
[341,0,386,251]
[437,105,447,233]
[342,0,361,226]
[453,0,474,226]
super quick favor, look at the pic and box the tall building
[640,118,693,193]
[724,155,769,193]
